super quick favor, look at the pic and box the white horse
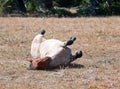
[28,30,82,69]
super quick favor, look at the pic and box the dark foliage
[0,0,120,16]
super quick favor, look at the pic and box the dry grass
[0,16,120,89]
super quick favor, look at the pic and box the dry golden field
[0,16,120,89]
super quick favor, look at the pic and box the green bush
[0,0,17,13]
[110,1,120,15]
[0,0,6,13]
[0,7,5,13]
[49,8,74,17]
[54,0,81,7]
[76,0,91,16]
[0,0,120,16]
[77,0,120,16]
[26,1,34,12]
[95,1,111,15]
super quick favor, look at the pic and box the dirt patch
[0,17,120,89]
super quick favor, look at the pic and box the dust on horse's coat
[29,30,82,69]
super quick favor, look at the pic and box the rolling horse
[28,30,83,70]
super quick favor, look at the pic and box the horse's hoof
[66,36,76,46]
[29,63,36,70]
[75,50,83,58]
[40,29,45,35]
[70,36,76,42]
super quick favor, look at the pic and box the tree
[16,0,26,12]
[43,0,53,9]
[0,0,120,16]
[90,0,99,15]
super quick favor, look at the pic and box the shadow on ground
[68,63,85,69]
[44,63,85,71]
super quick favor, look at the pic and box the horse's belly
[48,48,71,68]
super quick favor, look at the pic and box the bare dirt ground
[0,17,120,89]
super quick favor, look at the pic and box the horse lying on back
[28,30,83,70]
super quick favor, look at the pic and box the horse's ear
[27,58,33,63]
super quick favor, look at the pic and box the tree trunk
[90,0,98,16]
[16,0,26,13]
[43,0,53,9]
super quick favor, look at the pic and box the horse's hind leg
[70,50,83,62]
[31,29,46,58]
[40,29,45,35]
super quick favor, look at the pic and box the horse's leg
[31,29,46,58]
[70,50,83,62]
[65,36,76,46]
[40,29,45,35]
